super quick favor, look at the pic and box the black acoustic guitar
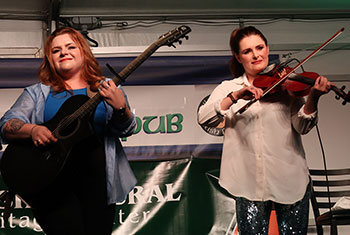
[0,25,191,197]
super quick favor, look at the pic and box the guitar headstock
[157,25,191,48]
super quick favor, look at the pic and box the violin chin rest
[259,63,277,76]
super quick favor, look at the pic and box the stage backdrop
[0,54,339,235]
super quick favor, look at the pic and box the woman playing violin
[198,26,331,234]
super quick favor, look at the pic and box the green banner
[0,157,237,235]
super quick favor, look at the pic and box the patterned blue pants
[235,185,310,235]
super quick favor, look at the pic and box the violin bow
[236,27,345,114]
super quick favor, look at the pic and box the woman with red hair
[0,27,136,235]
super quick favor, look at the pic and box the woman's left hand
[309,76,331,99]
[304,76,332,114]
[99,80,126,109]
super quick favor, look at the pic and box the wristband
[115,107,126,116]
[227,92,237,104]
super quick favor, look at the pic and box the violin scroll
[333,85,350,105]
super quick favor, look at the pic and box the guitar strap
[87,85,98,98]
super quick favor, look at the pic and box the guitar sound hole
[58,119,80,138]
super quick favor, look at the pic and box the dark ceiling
[1,0,350,22]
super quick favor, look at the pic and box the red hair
[38,27,103,92]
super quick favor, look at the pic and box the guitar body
[0,95,96,197]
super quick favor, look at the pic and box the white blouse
[198,74,317,204]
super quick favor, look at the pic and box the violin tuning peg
[342,100,347,105]
[185,36,189,40]
[170,44,176,48]
[341,85,346,91]
[178,40,182,44]
[335,95,340,100]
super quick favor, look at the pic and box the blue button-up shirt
[0,82,137,204]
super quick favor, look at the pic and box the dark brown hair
[38,27,102,92]
[228,26,268,78]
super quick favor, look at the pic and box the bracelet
[112,106,129,123]
[226,92,237,104]
[115,107,126,116]
[30,125,38,136]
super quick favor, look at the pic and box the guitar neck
[113,41,161,86]
[65,25,191,124]
[75,41,162,120]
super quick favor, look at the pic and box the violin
[253,61,350,104]
[236,27,350,114]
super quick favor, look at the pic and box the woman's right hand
[221,86,264,110]
[3,119,58,147]
[236,85,264,100]
[31,125,58,147]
